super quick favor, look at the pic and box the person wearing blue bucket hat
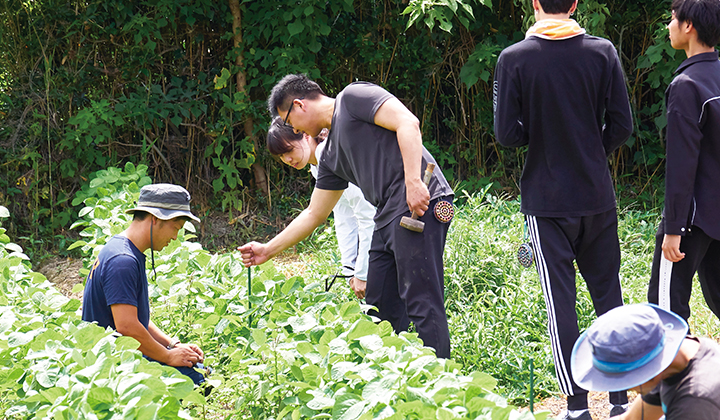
[571,303,720,419]
[82,184,210,385]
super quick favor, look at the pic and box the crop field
[1,165,718,419]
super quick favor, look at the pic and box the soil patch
[36,257,86,300]
[531,391,638,419]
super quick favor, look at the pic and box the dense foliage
[297,186,720,403]
[0,171,548,419]
[0,0,691,252]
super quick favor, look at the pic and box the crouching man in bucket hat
[82,184,209,385]
[570,303,720,419]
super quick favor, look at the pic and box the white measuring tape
[658,255,674,311]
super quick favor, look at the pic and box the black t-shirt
[642,338,720,419]
[316,82,453,229]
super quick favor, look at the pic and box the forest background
[1,0,682,255]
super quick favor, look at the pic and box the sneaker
[558,409,592,420]
[609,404,628,417]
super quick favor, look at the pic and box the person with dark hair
[647,0,720,325]
[241,74,455,358]
[493,0,633,418]
[571,304,720,419]
[82,184,208,385]
[267,117,376,299]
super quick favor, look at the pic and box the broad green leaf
[8,330,38,347]
[157,396,182,419]
[361,373,399,404]
[120,383,154,405]
[331,388,365,420]
[347,320,378,340]
[287,20,305,36]
[328,338,351,355]
[115,336,141,351]
[166,377,194,399]
[436,407,457,420]
[358,335,383,352]
[252,328,266,346]
[471,371,498,391]
[281,277,297,294]
[306,393,334,410]
[36,366,61,387]
[67,240,87,250]
[73,324,107,350]
[330,362,357,381]
[296,341,314,355]
[289,313,318,333]
[377,321,393,337]
[87,386,114,409]
[136,402,160,418]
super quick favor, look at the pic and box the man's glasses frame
[283,97,304,128]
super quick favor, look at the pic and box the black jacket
[494,34,633,217]
[663,50,720,240]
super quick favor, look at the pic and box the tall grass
[281,190,719,405]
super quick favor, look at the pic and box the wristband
[167,338,180,349]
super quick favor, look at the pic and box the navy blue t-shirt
[82,235,150,330]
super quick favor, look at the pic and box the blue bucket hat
[571,303,688,392]
[126,184,200,223]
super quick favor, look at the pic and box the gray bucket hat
[571,303,688,392]
[126,183,200,223]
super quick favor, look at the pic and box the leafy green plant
[403,0,490,32]
[1,208,198,419]
[55,168,549,418]
[68,163,153,274]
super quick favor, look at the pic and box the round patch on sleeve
[433,200,454,223]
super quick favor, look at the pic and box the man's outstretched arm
[239,188,343,266]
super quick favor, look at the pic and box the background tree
[0,0,685,253]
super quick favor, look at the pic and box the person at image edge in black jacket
[493,0,633,419]
[648,0,720,329]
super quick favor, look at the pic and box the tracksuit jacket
[493,34,633,216]
[663,50,720,240]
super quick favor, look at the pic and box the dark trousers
[526,209,627,410]
[365,197,451,359]
[145,356,206,385]
[648,223,720,322]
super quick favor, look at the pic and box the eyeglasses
[283,97,304,128]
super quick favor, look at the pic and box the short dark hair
[266,116,303,155]
[132,210,151,221]
[538,0,576,14]
[672,0,720,47]
[132,210,189,224]
[267,74,325,117]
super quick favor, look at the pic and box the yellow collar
[526,19,586,40]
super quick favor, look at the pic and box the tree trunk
[229,0,268,196]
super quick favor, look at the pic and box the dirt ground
[36,256,86,300]
[36,254,633,419]
[531,391,637,419]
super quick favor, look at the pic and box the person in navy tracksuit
[647,0,720,325]
[493,0,633,418]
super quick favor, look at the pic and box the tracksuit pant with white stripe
[527,208,628,410]
[648,223,720,322]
